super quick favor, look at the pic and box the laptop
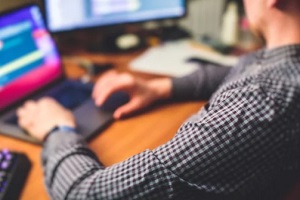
[0,4,128,144]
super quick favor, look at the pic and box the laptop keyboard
[4,116,18,125]
[49,85,91,110]
[5,81,92,125]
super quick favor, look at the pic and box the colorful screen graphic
[0,6,62,112]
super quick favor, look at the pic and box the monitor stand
[155,25,191,42]
[88,26,147,54]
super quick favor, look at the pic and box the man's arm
[42,133,179,199]
[171,64,231,100]
[41,86,283,199]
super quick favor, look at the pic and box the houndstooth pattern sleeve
[42,132,197,200]
[42,84,299,200]
[154,85,297,198]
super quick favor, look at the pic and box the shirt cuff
[43,125,77,143]
[42,130,86,164]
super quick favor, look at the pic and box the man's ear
[266,0,278,8]
[268,0,285,10]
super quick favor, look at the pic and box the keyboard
[5,81,92,125]
[0,149,31,200]
[49,84,91,110]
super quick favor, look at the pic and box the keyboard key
[1,161,10,170]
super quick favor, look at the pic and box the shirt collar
[257,44,300,64]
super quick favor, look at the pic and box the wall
[179,0,227,41]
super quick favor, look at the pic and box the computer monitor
[43,0,186,33]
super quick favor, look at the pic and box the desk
[0,51,205,200]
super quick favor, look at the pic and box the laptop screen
[0,5,62,112]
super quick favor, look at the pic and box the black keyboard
[0,149,31,200]
[48,84,91,110]
[5,81,92,125]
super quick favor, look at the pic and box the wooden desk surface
[0,50,205,200]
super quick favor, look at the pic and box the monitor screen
[44,0,186,33]
[0,5,62,112]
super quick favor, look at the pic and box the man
[17,0,300,199]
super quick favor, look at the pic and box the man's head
[243,0,300,48]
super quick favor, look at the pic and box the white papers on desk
[129,40,238,77]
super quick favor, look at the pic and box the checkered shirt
[42,45,300,200]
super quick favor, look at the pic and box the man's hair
[277,0,300,12]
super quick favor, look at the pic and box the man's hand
[92,70,172,119]
[17,97,76,141]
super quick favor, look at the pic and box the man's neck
[265,15,300,49]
